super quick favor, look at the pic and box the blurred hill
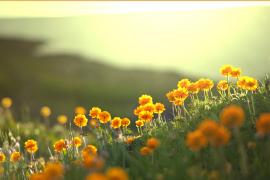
[0,37,186,120]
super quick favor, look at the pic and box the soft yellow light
[0,1,270,18]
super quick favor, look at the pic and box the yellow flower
[142,103,155,114]
[106,167,129,180]
[140,146,153,156]
[210,126,231,147]
[220,65,233,76]
[43,162,64,179]
[138,95,153,106]
[10,151,21,162]
[121,117,131,127]
[98,111,111,124]
[0,152,6,163]
[75,106,86,115]
[177,79,191,89]
[54,139,67,153]
[24,139,38,154]
[72,137,82,148]
[154,103,165,114]
[220,105,245,128]
[139,111,153,122]
[135,120,144,127]
[146,138,160,150]
[89,107,102,118]
[1,97,12,108]
[230,67,241,78]
[237,76,258,91]
[217,80,228,91]
[187,82,199,94]
[111,117,122,129]
[186,130,207,152]
[74,114,88,127]
[40,106,51,118]
[57,115,68,125]
[86,173,107,180]
[256,113,270,136]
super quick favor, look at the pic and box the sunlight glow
[1,1,270,18]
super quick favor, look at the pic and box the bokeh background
[0,1,270,119]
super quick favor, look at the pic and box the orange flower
[138,95,153,106]
[173,88,189,100]
[133,106,143,116]
[98,111,111,124]
[24,139,38,154]
[83,154,104,169]
[186,130,207,151]
[220,65,233,76]
[86,173,107,180]
[135,120,144,127]
[72,137,82,148]
[139,111,153,122]
[74,114,88,127]
[177,79,191,89]
[29,173,46,180]
[89,107,102,118]
[10,151,21,162]
[230,67,241,78]
[173,99,184,106]
[166,91,175,103]
[43,162,64,179]
[75,106,86,115]
[142,103,155,113]
[211,126,231,147]
[40,106,51,118]
[125,137,135,145]
[187,82,199,94]
[121,117,131,127]
[106,167,129,180]
[146,138,160,150]
[197,79,214,91]
[256,113,270,136]
[1,97,12,108]
[89,119,99,128]
[220,105,245,128]
[140,146,153,156]
[54,139,67,152]
[217,80,228,91]
[111,117,122,129]
[198,119,219,141]
[57,115,68,125]
[82,145,98,157]
[154,103,165,114]
[0,152,5,163]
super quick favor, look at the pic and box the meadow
[0,65,270,180]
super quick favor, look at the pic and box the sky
[0,1,270,78]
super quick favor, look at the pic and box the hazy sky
[1,2,270,78]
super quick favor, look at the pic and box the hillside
[0,37,186,119]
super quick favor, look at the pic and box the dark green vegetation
[0,37,185,119]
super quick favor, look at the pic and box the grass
[0,65,270,180]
